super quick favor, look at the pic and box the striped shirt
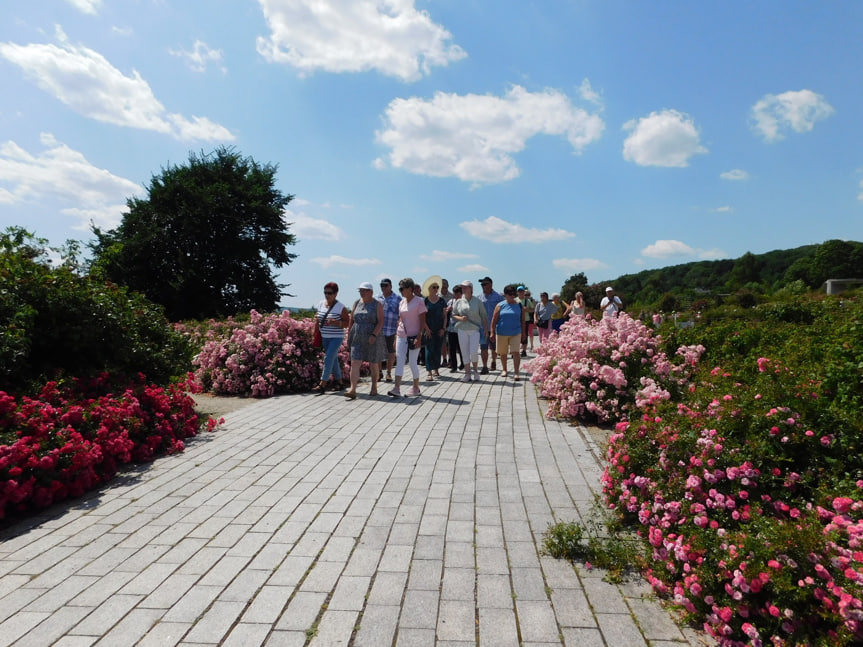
[315,300,346,339]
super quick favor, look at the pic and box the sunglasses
[324,291,334,295]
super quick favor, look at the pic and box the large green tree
[91,147,297,320]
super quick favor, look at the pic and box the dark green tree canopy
[90,147,297,320]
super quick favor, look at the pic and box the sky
[1,1,862,310]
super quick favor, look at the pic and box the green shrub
[0,228,193,393]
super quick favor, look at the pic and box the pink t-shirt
[397,296,427,337]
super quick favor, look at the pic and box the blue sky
[1,1,861,309]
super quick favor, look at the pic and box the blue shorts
[479,329,496,351]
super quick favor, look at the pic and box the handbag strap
[318,302,337,327]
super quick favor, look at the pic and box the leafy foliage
[0,228,192,394]
[90,147,297,321]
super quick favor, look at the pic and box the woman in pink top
[389,277,430,397]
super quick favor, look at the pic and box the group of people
[311,277,623,399]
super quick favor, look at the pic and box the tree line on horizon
[560,239,863,313]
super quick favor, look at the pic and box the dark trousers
[425,331,444,371]
[447,331,464,368]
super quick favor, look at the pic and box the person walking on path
[446,284,465,372]
[439,278,452,366]
[389,278,430,398]
[478,276,503,374]
[423,282,447,380]
[452,280,488,383]
[535,291,557,346]
[522,289,537,352]
[550,293,569,334]
[601,286,623,318]
[345,282,386,399]
[312,282,350,394]
[377,278,401,382]
[489,284,525,380]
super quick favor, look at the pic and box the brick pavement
[0,370,713,646]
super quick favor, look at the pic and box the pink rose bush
[603,359,863,646]
[191,310,352,396]
[529,313,704,422]
[0,374,214,520]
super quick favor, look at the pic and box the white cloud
[751,89,834,142]
[578,78,602,106]
[285,210,344,241]
[552,258,609,272]
[65,0,101,14]
[712,206,734,213]
[641,239,726,260]
[460,216,575,244]
[310,255,382,269]
[0,133,141,230]
[376,85,605,184]
[0,30,234,142]
[642,239,697,258]
[458,264,488,273]
[622,109,707,167]
[720,169,749,181]
[255,0,466,82]
[169,40,226,74]
[419,250,478,262]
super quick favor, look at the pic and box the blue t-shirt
[495,301,523,336]
[478,290,503,325]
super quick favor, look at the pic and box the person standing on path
[423,282,447,380]
[550,293,569,334]
[522,289,537,353]
[312,282,349,394]
[389,278,429,398]
[600,286,623,318]
[439,278,452,366]
[345,282,386,399]
[535,291,557,346]
[452,280,487,382]
[478,276,503,374]
[489,284,525,380]
[446,284,465,372]
[377,278,401,382]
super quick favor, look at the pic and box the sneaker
[471,370,480,381]
[480,366,489,375]
[387,388,401,397]
[520,350,527,358]
[461,374,471,383]
[408,387,421,396]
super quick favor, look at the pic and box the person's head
[380,278,393,295]
[479,276,493,294]
[540,291,549,302]
[413,284,422,297]
[575,291,584,302]
[428,282,440,297]
[460,280,473,297]
[524,290,531,300]
[441,278,449,291]
[517,286,526,299]
[552,293,561,303]
[358,282,374,300]
[452,284,463,299]
[398,277,416,300]
[606,286,615,295]
[323,282,338,301]
[503,284,518,301]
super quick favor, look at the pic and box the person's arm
[372,302,384,339]
[418,313,428,347]
[440,303,448,336]
[489,304,501,337]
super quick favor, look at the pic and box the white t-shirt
[600,295,622,318]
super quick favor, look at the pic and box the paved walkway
[0,370,711,646]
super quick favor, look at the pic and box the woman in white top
[451,280,488,382]
[312,282,350,394]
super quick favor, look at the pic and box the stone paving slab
[0,368,715,646]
